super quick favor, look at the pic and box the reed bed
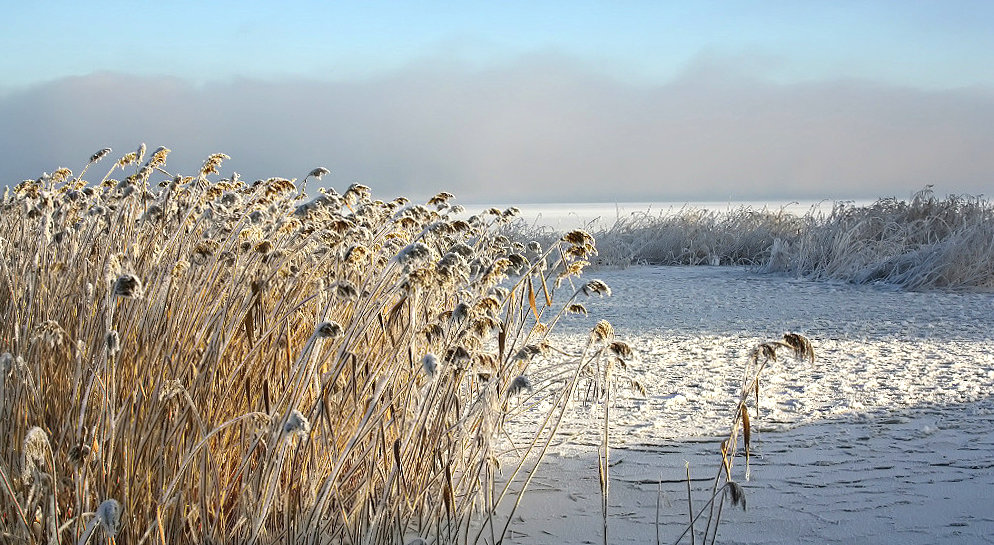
[503,205,807,269]
[760,187,994,290]
[509,186,994,291]
[0,146,627,544]
[590,206,806,268]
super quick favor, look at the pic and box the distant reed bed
[509,186,994,291]
[0,146,632,544]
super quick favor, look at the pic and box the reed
[671,333,815,545]
[760,186,994,290]
[0,147,615,544]
[507,186,994,291]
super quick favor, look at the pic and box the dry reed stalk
[674,333,814,545]
[0,147,630,544]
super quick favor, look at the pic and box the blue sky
[5,1,992,89]
[2,1,993,201]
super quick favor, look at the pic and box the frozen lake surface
[505,265,994,544]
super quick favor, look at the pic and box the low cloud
[2,55,992,203]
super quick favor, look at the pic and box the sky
[1,1,993,203]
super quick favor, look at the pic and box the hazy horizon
[3,2,992,203]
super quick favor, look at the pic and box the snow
[503,265,994,544]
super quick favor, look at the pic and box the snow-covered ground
[505,266,994,544]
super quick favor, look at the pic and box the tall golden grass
[1,146,812,545]
[0,147,624,544]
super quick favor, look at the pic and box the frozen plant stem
[687,462,695,545]
[599,378,611,545]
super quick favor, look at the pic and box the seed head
[330,281,359,300]
[95,499,122,538]
[31,320,66,348]
[220,191,239,208]
[562,229,595,246]
[22,426,50,478]
[475,296,502,317]
[397,242,431,265]
[427,191,455,208]
[421,353,438,376]
[422,324,444,344]
[509,253,532,275]
[345,183,371,201]
[450,302,471,324]
[608,341,634,360]
[513,343,548,363]
[0,352,12,375]
[51,167,72,184]
[526,240,542,255]
[508,375,532,396]
[308,167,331,179]
[171,260,190,278]
[116,152,138,168]
[566,303,588,315]
[781,332,815,362]
[444,346,471,364]
[113,273,144,299]
[490,286,510,301]
[106,330,120,356]
[727,481,747,510]
[284,409,311,437]
[254,240,273,254]
[471,316,502,338]
[249,210,267,224]
[159,379,185,402]
[447,242,474,258]
[68,443,91,466]
[200,153,230,177]
[90,147,112,164]
[147,146,171,168]
[590,320,614,343]
[315,321,343,339]
[141,204,164,223]
[581,279,611,297]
